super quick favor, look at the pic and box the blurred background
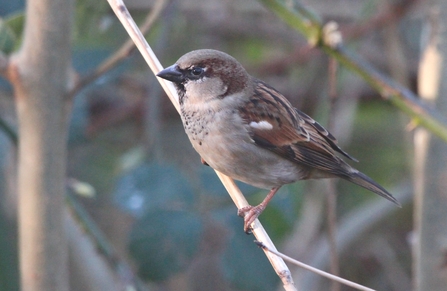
[0,0,430,290]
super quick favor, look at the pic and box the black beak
[156,64,184,83]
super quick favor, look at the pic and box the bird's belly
[190,130,308,189]
[181,106,309,188]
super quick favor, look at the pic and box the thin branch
[106,0,178,110]
[70,0,168,97]
[258,0,447,143]
[67,193,149,291]
[256,241,375,291]
[106,0,297,290]
[258,0,418,74]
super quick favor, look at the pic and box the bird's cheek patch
[249,121,274,130]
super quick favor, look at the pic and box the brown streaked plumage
[157,49,400,233]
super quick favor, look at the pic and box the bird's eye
[191,67,204,76]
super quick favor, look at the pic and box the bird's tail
[344,171,401,207]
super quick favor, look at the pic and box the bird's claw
[237,204,265,234]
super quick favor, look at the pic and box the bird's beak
[156,64,184,83]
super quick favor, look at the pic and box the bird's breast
[180,105,309,188]
[180,107,213,144]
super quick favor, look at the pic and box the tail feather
[344,171,401,207]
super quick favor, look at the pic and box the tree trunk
[414,1,447,290]
[8,0,73,289]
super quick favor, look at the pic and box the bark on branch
[8,0,73,289]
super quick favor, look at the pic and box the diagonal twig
[258,0,447,143]
[70,0,168,97]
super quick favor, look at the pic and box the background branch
[67,193,149,291]
[70,0,168,96]
[258,0,447,143]
[413,2,447,289]
[8,0,73,289]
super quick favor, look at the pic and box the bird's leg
[237,187,281,233]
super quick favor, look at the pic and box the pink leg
[237,187,280,233]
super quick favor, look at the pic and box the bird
[157,49,399,233]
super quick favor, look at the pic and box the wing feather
[239,79,357,176]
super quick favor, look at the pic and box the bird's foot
[237,204,265,234]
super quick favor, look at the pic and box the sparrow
[157,49,399,233]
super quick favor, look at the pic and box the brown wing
[296,109,358,162]
[239,79,400,205]
[239,79,357,176]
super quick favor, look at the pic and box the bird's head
[157,49,251,105]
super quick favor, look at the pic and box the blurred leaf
[67,178,96,198]
[129,209,203,282]
[114,162,194,217]
[0,12,24,54]
[0,17,16,54]
[4,12,24,38]
[118,146,146,172]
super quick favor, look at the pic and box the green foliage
[129,209,203,282]
[352,101,408,184]
[0,213,19,291]
[117,159,305,286]
[0,13,24,54]
[74,0,110,45]
[338,100,408,211]
[260,186,298,239]
[114,162,194,216]
[222,215,279,291]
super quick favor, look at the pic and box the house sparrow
[157,49,399,233]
